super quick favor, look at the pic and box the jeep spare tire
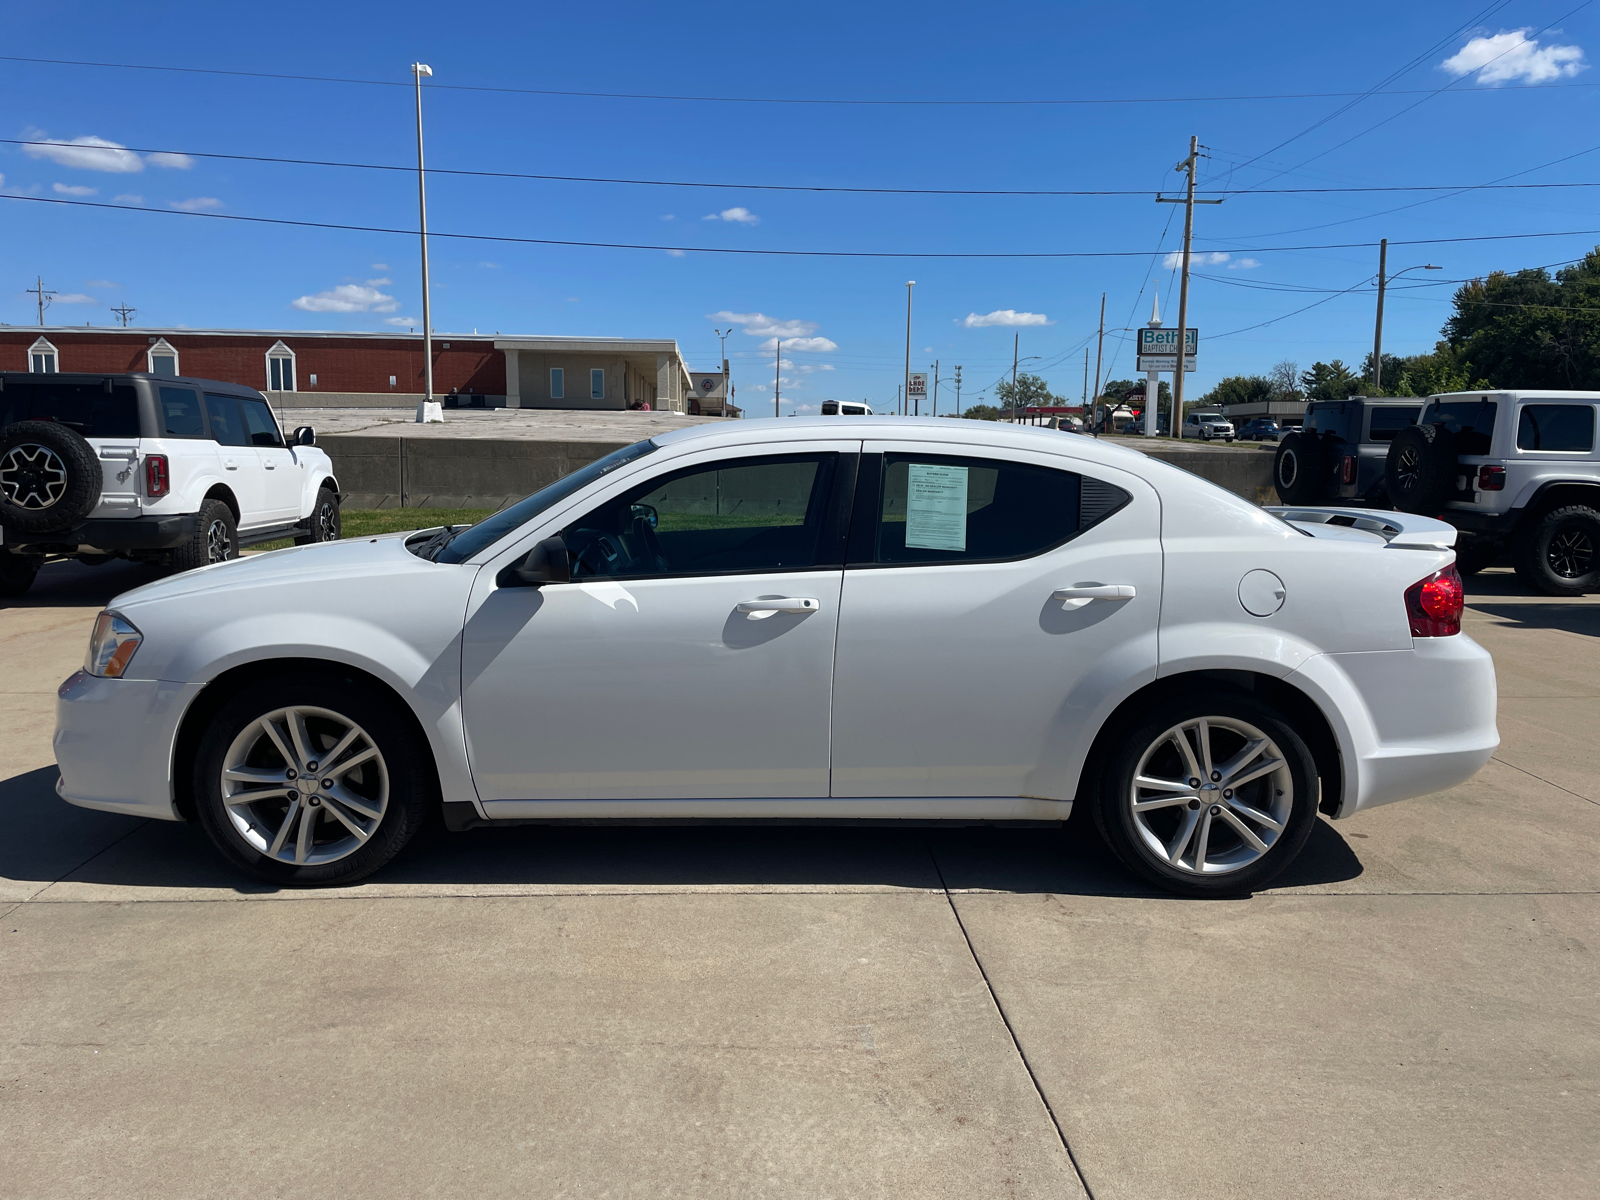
[0,421,103,535]
[1385,423,1455,514]
[1273,432,1327,505]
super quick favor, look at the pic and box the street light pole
[954,365,962,416]
[714,326,732,417]
[1092,291,1105,433]
[411,62,441,424]
[931,359,939,417]
[1372,241,1441,393]
[903,281,915,416]
[774,338,782,417]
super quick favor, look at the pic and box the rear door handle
[263,460,277,470]
[737,597,820,618]
[223,458,239,471]
[1052,584,1136,602]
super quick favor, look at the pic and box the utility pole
[1092,291,1105,434]
[110,302,136,327]
[774,339,782,417]
[1010,332,1019,422]
[954,365,962,416]
[1082,348,1089,408]
[931,359,939,417]
[895,384,902,415]
[411,62,441,423]
[903,281,915,417]
[1157,136,1223,437]
[714,326,732,417]
[26,277,56,326]
[1371,246,1440,393]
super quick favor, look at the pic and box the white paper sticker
[904,463,969,551]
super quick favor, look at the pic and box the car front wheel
[1094,693,1320,897]
[294,487,342,546]
[193,674,432,885]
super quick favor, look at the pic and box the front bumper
[54,670,204,821]
[5,513,202,553]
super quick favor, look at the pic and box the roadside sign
[1025,406,1078,414]
[1137,356,1198,372]
[907,372,928,402]
[1139,328,1198,356]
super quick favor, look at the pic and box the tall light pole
[1372,240,1441,393]
[954,365,962,416]
[931,359,939,417]
[903,281,915,416]
[412,62,442,424]
[773,339,782,418]
[714,326,732,417]
[1092,291,1105,433]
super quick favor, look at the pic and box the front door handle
[1052,584,1136,602]
[264,460,277,470]
[737,597,820,618]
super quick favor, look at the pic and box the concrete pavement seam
[924,835,1098,1200]
[1491,755,1600,808]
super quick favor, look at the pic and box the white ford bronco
[0,371,341,597]
[1383,390,1600,594]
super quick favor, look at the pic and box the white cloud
[660,214,676,221]
[113,194,143,204]
[478,262,500,269]
[53,293,97,305]
[665,248,686,257]
[145,151,193,170]
[703,206,760,224]
[711,310,819,339]
[292,283,401,313]
[24,135,144,173]
[962,309,1053,328]
[170,196,223,211]
[366,277,393,286]
[1442,29,1586,85]
[85,279,119,288]
[52,182,97,196]
[383,316,418,327]
[1227,258,1260,270]
[372,263,389,271]
[1163,251,1233,269]
[759,335,838,353]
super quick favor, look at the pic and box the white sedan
[55,418,1498,896]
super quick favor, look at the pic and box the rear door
[202,393,266,526]
[238,395,301,525]
[828,441,1162,800]
[1,379,145,519]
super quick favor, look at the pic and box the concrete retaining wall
[321,434,1279,511]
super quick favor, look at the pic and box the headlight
[85,611,143,678]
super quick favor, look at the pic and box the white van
[820,401,875,416]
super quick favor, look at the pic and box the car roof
[0,370,263,397]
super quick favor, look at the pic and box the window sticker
[904,463,969,551]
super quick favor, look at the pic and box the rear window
[159,387,205,438]
[1367,407,1420,442]
[204,393,251,447]
[1517,404,1595,452]
[0,381,140,437]
[1421,399,1498,455]
[1304,403,1356,444]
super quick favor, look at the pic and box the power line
[4,52,1597,107]
[12,191,1600,259]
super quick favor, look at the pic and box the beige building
[497,337,694,412]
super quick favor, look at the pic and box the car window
[204,393,251,447]
[238,396,285,447]
[159,387,205,438]
[1517,404,1595,452]
[561,453,841,580]
[1367,407,1420,442]
[1420,399,1497,454]
[0,381,140,437]
[857,452,1100,566]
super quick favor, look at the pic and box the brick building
[0,327,711,413]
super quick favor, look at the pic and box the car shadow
[0,557,169,610]
[2,764,1365,898]
[1468,602,1600,638]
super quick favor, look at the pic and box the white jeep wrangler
[0,371,340,597]
[1384,390,1599,594]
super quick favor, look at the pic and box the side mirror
[292,426,316,446]
[629,502,658,530]
[497,536,570,589]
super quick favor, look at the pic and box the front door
[202,393,266,524]
[238,395,302,525]
[461,445,856,801]
[828,442,1163,800]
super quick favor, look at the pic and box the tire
[1385,424,1456,514]
[0,550,39,598]
[1273,432,1328,504]
[1453,538,1499,577]
[192,673,433,886]
[1513,505,1600,596]
[170,498,238,571]
[293,487,341,546]
[0,420,103,535]
[1093,692,1320,897]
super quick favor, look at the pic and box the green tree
[1300,360,1362,402]
[1198,375,1274,408]
[949,403,1003,421]
[993,372,1060,413]
[1442,248,1600,388]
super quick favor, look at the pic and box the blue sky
[4,0,1599,413]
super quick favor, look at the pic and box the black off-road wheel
[0,420,103,535]
[192,673,433,886]
[0,550,40,598]
[1385,424,1456,514]
[294,487,341,546]
[1273,432,1328,505]
[1514,505,1600,596]
[170,498,239,571]
[1093,692,1321,898]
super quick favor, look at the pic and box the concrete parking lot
[2,561,1596,1199]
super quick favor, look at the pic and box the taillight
[1404,565,1464,637]
[1478,465,1505,491]
[1341,455,1356,484]
[145,454,169,498]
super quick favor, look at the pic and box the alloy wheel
[1394,444,1421,491]
[206,518,233,563]
[219,705,390,866]
[316,499,338,541]
[0,443,68,509]
[1548,526,1595,579]
[1128,716,1294,875]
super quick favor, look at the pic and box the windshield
[435,439,657,564]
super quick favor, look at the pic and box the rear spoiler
[1264,506,1457,549]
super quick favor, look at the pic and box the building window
[308,373,318,387]
[265,341,295,392]
[550,367,564,400]
[147,338,179,377]
[29,337,58,373]
[591,368,605,400]
[389,375,397,388]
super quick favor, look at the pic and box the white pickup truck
[0,371,340,596]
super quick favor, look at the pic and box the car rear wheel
[1514,505,1600,596]
[193,674,432,886]
[1273,432,1327,504]
[1094,693,1320,897]
[1385,424,1455,514]
[0,420,104,535]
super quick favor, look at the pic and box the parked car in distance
[1274,397,1421,508]
[1385,390,1600,592]
[1181,412,1235,441]
[821,401,875,416]
[56,417,1497,898]
[1239,418,1283,442]
[0,371,340,597]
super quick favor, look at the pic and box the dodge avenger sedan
[55,417,1498,896]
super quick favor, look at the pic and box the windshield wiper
[413,525,463,562]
